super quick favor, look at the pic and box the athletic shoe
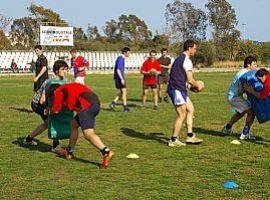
[222,126,233,135]
[100,151,115,169]
[186,136,203,144]
[66,151,75,159]
[168,139,186,147]
[153,105,160,110]
[51,145,63,154]
[109,103,116,110]
[124,107,130,112]
[240,133,256,140]
[141,104,146,109]
[23,138,37,146]
[163,96,169,103]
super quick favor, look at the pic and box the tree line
[0,0,270,67]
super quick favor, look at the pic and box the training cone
[223,181,238,189]
[231,140,241,145]
[126,153,139,159]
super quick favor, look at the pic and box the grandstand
[0,51,171,74]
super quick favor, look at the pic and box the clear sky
[0,0,269,41]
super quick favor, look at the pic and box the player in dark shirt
[157,48,171,103]
[34,45,48,92]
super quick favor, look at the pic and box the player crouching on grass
[23,60,69,152]
[167,39,204,147]
[140,50,162,110]
[48,82,114,169]
[222,56,257,140]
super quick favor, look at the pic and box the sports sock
[242,126,250,135]
[171,136,177,142]
[52,140,60,148]
[101,147,110,156]
[187,132,194,137]
[225,123,232,130]
[26,135,33,142]
[67,145,75,154]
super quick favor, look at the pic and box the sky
[0,0,269,41]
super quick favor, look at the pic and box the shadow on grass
[56,155,100,167]
[128,98,151,102]
[101,103,138,112]
[121,127,168,144]
[12,137,102,166]
[12,136,51,153]
[194,127,270,147]
[9,107,33,113]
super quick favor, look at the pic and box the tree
[9,3,68,48]
[165,0,207,42]
[103,19,120,42]
[87,24,100,40]
[118,14,152,44]
[0,13,12,49]
[206,0,240,60]
[74,27,87,40]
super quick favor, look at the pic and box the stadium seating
[0,51,173,74]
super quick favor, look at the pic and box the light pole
[242,23,247,41]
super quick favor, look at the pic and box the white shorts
[168,87,188,106]
[227,97,251,114]
[75,76,85,85]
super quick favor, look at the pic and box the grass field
[0,73,270,199]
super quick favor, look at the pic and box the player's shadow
[56,155,100,167]
[101,103,138,112]
[13,137,101,166]
[9,107,33,113]
[244,135,270,147]
[12,137,51,153]
[121,128,168,144]
[193,127,228,137]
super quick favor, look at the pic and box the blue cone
[223,181,239,189]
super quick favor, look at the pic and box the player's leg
[240,108,256,140]
[141,85,148,108]
[185,97,203,144]
[152,86,159,110]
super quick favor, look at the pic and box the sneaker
[52,145,63,154]
[240,133,256,140]
[168,139,186,147]
[222,126,233,135]
[66,151,75,159]
[186,136,203,144]
[100,151,115,169]
[109,103,116,110]
[23,138,38,146]
[124,107,130,112]
[153,105,160,110]
[141,104,146,109]
[163,96,169,103]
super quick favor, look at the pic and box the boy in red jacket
[49,83,114,169]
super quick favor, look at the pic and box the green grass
[0,73,270,199]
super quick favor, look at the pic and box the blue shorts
[167,86,188,106]
[75,104,100,130]
[115,80,126,89]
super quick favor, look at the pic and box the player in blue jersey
[110,47,131,112]
[167,40,204,147]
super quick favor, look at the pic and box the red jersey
[259,74,270,99]
[52,83,99,113]
[74,56,89,77]
[140,59,162,85]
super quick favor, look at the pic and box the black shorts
[75,104,100,131]
[158,74,169,84]
[143,84,157,90]
[115,80,127,89]
[31,101,48,121]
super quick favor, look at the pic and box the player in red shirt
[49,83,114,169]
[245,68,270,99]
[140,50,162,110]
[70,49,89,85]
